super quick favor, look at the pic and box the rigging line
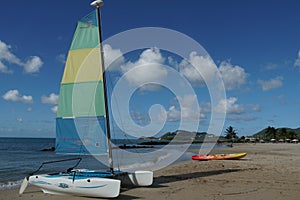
[106,70,121,170]
[107,70,149,166]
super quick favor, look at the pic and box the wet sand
[1,143,299,200]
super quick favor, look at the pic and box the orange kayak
[192,152,247,161]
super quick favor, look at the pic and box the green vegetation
[141,126,300,144]
[224,126,238,142]
[252,126,300,142]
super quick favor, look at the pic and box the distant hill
[252,127,300,140]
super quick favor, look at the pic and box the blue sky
[0,0,299,138]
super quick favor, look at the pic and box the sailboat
[19,0,153,198]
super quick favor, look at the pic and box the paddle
[19,176,29,194]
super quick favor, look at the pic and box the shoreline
[1,143,299,200]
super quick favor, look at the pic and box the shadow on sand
[152,168,243,188]
[117,168,247,199]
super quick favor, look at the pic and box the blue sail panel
[56,117,108,155]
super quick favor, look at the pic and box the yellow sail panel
[61,48,103,83]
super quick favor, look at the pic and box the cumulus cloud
[215,97,245,114]
[51,106,58,114]
[2,89,33,104]
[160,95,203,122]
[178,52,217,85]
[248,104,261,112]
[0,61,13,74]
[120,48,168,88]
[56,54,66,64]
[0,40,21,73]
[218,61,247,90]
[102,46,248,92]
[24,56,43,73]
[0,40,43,74]
[263,63,278,71]
[103,44,125,70]
[101,46,167,90]
[17,118,23,123]
[257,76,283,91]
[294,50,300,67]
[41,93,59,114]
[41,93,59,105]
[177,53,247,90]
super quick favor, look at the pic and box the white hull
[120,171,153,187]
[27,170,153,198]
[28,173,120,198]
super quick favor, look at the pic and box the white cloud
[41,93,59,114]
[41,93,59,105]
[27,107,32,112]
[56,54,66,64]
[2,89,33,104]
[0,40,21,73]
[103,44,125,70]
[0,40,43,74]
[178,52,217,85]
[24,56,43,73]
[219,61,247,90]
[163,106,181,121]
[160,95,203,121]
[103,46,247,92]
[100,46,167,90]
[215,97,245,114]
[177,53,247,90]
[248,104,261,112]
[294,50,300,67]
[277,94,286,104]
[264,63,278,71]
[17,118,23,123]
[51,106,58,114]
[0,41,22,64]
[120,48,168,88]
[0,61,13,74]
[257,76,283,91]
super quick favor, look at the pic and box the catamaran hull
[28,174,121,198]
[119,171,153,187]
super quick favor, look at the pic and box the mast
[91,0,114,173]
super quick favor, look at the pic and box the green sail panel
[70,15,99,50]
[57,81,106,118]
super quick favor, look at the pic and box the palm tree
[225,126,238,142]
[265,126,276,141]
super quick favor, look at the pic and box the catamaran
[19,0,153,198]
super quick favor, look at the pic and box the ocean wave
[0,179,22,191]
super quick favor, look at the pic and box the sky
[0,0,299,138]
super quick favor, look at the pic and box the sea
[0,137,225,191]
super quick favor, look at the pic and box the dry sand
[1,143,299,200]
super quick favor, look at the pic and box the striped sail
[55,11,108,154]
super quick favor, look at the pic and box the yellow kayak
[192,152,247,161]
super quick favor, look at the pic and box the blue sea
[0,137,224,191]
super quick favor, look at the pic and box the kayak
[192,152,247,161]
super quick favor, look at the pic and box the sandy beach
[1,143,299,200]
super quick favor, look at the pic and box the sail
[56,11,108,154]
